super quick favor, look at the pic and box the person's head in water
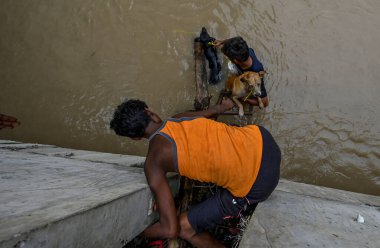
[110,99,150,138]
[221,36,249,63]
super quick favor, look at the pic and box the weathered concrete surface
[2,139,379,248]
[240,180,380,248]
[0,140,179,248]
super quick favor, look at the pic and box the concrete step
[240,180,380,248]
[0,140,179,248]
[2,140,379,248]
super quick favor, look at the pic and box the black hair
[221,36,250,62]
[110,99,150,138]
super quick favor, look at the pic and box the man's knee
[179,212,196,240]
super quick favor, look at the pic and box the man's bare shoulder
[146,134,175,172]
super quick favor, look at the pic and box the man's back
[150,117,263,197]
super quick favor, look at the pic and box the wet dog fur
[225,71,266,116]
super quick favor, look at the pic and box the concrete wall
[2,140,379,248]
[0,140,179,248]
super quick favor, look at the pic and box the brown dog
[225,71,266,116]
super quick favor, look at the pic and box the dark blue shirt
[238,48,264,73]
[237,48,267,97]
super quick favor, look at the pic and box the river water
[1,0,379,195]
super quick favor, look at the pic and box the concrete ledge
[276,180,380,206]
[0,140,179,248]
[3,140,379,248]
[0,140,146,168]
[240,179,380,248]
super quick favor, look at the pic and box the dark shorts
[187,126,281,233]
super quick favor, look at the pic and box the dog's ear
[240,77,249,83]
[258,71,267,78]
[239,72,250,83]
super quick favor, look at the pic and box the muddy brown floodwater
[1,0,379,195]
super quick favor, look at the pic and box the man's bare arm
[172,98,234,119]
[143,137,179,238]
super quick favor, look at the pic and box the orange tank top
[154,117,263,197]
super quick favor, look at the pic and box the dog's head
[239,71,266,97]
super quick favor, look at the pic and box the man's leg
[179,212,225,248]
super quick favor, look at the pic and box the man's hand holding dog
[217,98,235,113]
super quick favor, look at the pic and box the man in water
[215,36,269,108]
[110,98,281,247]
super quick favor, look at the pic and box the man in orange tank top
[110,98,281,248]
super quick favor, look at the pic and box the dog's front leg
[257,97,264,109]
[232,96,244,117]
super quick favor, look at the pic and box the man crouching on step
[110,98,281,248]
